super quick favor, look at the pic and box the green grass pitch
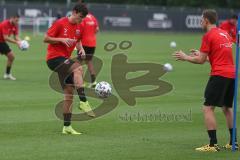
[0,32,239,160]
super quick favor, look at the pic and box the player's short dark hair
[72,3,88,17]
[202,9,218,24]
[231,14,238,20]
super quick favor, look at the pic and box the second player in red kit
[0,14,22,80]
[173,9,237,152]
[219,15,238,43]
[79,13,99,88]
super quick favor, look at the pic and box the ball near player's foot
[95,81,112,98]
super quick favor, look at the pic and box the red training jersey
[0,19,19,43]
[80,13,99,47]
[200,27,235,78]
[46,17,82,61]
[219,20,236,43]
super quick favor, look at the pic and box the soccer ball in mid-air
[20,40,30,51]
[95,81,112,98]
[163,63,173,72]
[170,41,177,48]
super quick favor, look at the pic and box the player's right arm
[3,34,20,45]
[173,50,208,64]
[43,21,76,47]
[0,23,20,46]
[1,26,21,46]
[189,49,209,62]
[173,34,209,64]
[44,35,75,47]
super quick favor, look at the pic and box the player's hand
[16,41,21,48]
[173,50,188,61]
[189,49,200,57]
[61,38,76,47]
[78,48,86,59]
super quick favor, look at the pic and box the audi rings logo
[185,15,202,28]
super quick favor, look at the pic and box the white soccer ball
[170,41,177,48]
[95,81,112,98]
[20,40,29,51]
[163,63,173,72]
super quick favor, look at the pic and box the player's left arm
[76,41,86,59]
[173,50,208,64]
[95,17,99,33]
[13,26,21,42]
[13,34,21,41]
[96,26,99,33]
[2,25,21,46]
[189,49,209,62]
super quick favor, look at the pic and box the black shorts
[78,46,95,60]
[0,42,11,55]
[204,76,235,107]
[47,57,77,87]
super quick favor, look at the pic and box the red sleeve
[1,23,9,35]
[47,21,61,37]
[200,35,210,54]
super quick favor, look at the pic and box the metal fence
[0,2,239,33]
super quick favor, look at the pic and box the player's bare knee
[73,66,83,75]
[64,86,74,99]
[10,55,15,62]
[64,95,73,101]
[203,106,213,113]
[222,107,232,114]
[202,106,208,112]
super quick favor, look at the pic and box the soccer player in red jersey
[0,14,21,80]
[173,9,237,152]
[219,15,238,43]
[79,13,99,88]
[44,4,95,135]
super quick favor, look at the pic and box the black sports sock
[90,74,96,83]
[6,66,11,74]
[208,130,217,146]
[63,113,72,126]
[229,128,237,145]
[77,87,87,102]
